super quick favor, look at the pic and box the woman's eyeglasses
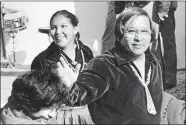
[124,28,151,39]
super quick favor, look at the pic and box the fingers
[75,63,81,73]
[55,58,79,88]
[57,57,81,74]
[56,57,70,76]
[59,57,68,68]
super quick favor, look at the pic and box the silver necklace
[60,53,76,71]
[129,64,157,115]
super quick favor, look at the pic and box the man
[152,1,178,89]
[101,1,150,52]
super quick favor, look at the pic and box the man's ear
[73,26,79,35]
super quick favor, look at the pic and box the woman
[31,10,93,71]
[31,10,94,124]
[57,7,163,124]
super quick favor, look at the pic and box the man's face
[121,15,151,56]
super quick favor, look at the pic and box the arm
[63,57,111,106]
[31,54,45,70]
[31,52,58,70]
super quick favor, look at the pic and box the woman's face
[50,15,77,49]
[121,15,151,56]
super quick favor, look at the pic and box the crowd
[0,1,185,124]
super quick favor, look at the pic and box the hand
[158,12,168,21]
[46,118,58,124]
[40,119,47,124]
[56,57,81,88]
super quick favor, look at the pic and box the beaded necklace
[60,40,85,72]
[129,63,157,115]
[60,53,76,71]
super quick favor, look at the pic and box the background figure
[0,70,69,124]
[101,1,116,53]
[101,1,150,52]
[152,1,178,89]
[31,10,94,124]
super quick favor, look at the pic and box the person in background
[152,1,178,89]
[57,7,163,124]
[0,70,69,124]
[101,1,150,52]
[31,10,94,124]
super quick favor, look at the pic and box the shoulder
[31,49,48,70]
[86,49,115,70]
[31,42,57,64]
[31,42,60,70]
[78,40,94,61]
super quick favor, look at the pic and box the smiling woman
[31,10,93,72]
[49,10,78,50]
[30,10,94,124]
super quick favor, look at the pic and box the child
[0,70,69,124]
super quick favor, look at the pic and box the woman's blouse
[67,46,163,124]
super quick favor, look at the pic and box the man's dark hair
[8,70,69,114]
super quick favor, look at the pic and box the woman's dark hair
[8,70,69,114]
[115,7,156,43]
[50,10,79,27]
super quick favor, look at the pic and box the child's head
[8,70,69,120]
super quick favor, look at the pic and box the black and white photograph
[0,1,185,124]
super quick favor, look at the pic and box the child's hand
[40,119,47,124]
[45,118,58,124]
[56,57,81,88]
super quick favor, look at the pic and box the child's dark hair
[8,70,69,114]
